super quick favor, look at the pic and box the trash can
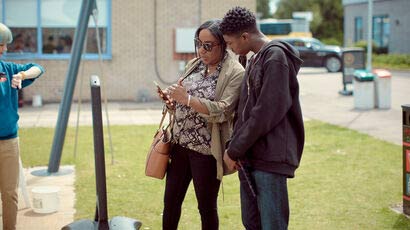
[373,69,392,109]
[353,69,375,109]
[402,105,410,215]
[32,94,43,107]
[31,186,60,214]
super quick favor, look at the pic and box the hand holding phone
[154,81,168,101]
[154,81,175,109]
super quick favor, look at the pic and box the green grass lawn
[19,120,410,229]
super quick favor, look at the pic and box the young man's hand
[223,150,237,171]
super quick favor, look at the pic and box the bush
[373,54,410,67]
[353,40,388,54]
[320,37,342,46]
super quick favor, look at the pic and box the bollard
[402,105,410,215]
[61,76,142,230]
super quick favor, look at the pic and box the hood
[260,40,303,71]
[324,45,342,53]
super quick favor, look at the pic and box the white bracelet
[187,95,191,106]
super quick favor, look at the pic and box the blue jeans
[239,167,289,230]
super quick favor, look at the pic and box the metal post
[90,75,109,229]
[402,105,410,215]
[60,76,143,229]
[366,0,373,71]
[48,0,97,173]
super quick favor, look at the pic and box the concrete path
[0,166,75,230]
[298,68,409,145]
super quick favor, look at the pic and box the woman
[0,23,44,230]
[160,19,244,230]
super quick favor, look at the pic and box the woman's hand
[168,84,189,105]
[157,87,175,108]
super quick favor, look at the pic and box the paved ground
[3,67,409,229]
[0,166,75,230]
[298,68,409,146]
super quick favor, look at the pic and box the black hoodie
[227,40,304,178]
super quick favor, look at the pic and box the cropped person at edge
[0,23,45,230]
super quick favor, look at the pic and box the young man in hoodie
[0,23,44,230]
[220,7,305,230]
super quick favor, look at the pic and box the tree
[257,0,272,19]
[274,0,343,44]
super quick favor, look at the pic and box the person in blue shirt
[0,23,44,230]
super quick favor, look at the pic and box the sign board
[342,48,365,84]
[175,28,196,53]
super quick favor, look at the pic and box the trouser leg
[162,145,192,230]
[190,151,220,230]
[254,171,289,230]
[238,167,261,230]
[0,138,20,230]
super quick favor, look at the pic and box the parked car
[280,37,342,72]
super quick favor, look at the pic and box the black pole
[48,0,97,173]
[90,75,109,229]
[60,77,142,230]
[402,104,410,215]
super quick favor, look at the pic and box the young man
[220,6,305,230]
[0,23,44,230]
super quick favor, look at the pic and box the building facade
[3,0,255,103]
[343,0,410,54]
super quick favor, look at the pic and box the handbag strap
[158,105,176,131]
[158,106,168,129]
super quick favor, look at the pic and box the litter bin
[353,69,375,109]
[373,69,392,109]
[402,105,410,215]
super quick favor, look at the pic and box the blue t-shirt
[0,61,44,139]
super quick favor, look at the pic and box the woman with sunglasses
[159,19,244,230]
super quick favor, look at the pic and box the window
[293,41,305,47]
[5,0,38,53]
[373,15,389,48]
[2,0,111,59]
[259,22,292,36]
[354,17,363,42]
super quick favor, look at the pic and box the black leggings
[162,144,221,230]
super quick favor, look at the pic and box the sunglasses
[194,38,219,52]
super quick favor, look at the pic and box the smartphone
[153,81,168,101]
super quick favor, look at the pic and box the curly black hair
[220,6,257,35]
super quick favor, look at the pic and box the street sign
[339,47,365,95]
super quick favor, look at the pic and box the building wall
[344,0,410,54]
[19,0,255,103]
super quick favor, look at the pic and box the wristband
[187,95,191,106]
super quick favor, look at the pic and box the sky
[269,0,279,14]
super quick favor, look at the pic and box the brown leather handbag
[145,107,174,179]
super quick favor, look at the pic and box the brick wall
[19,0,255,103]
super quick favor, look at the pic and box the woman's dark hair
[194,19,227,60]
[220,6,257,36]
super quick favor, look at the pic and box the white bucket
[31,186,60,214]
[32,94,42,107]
